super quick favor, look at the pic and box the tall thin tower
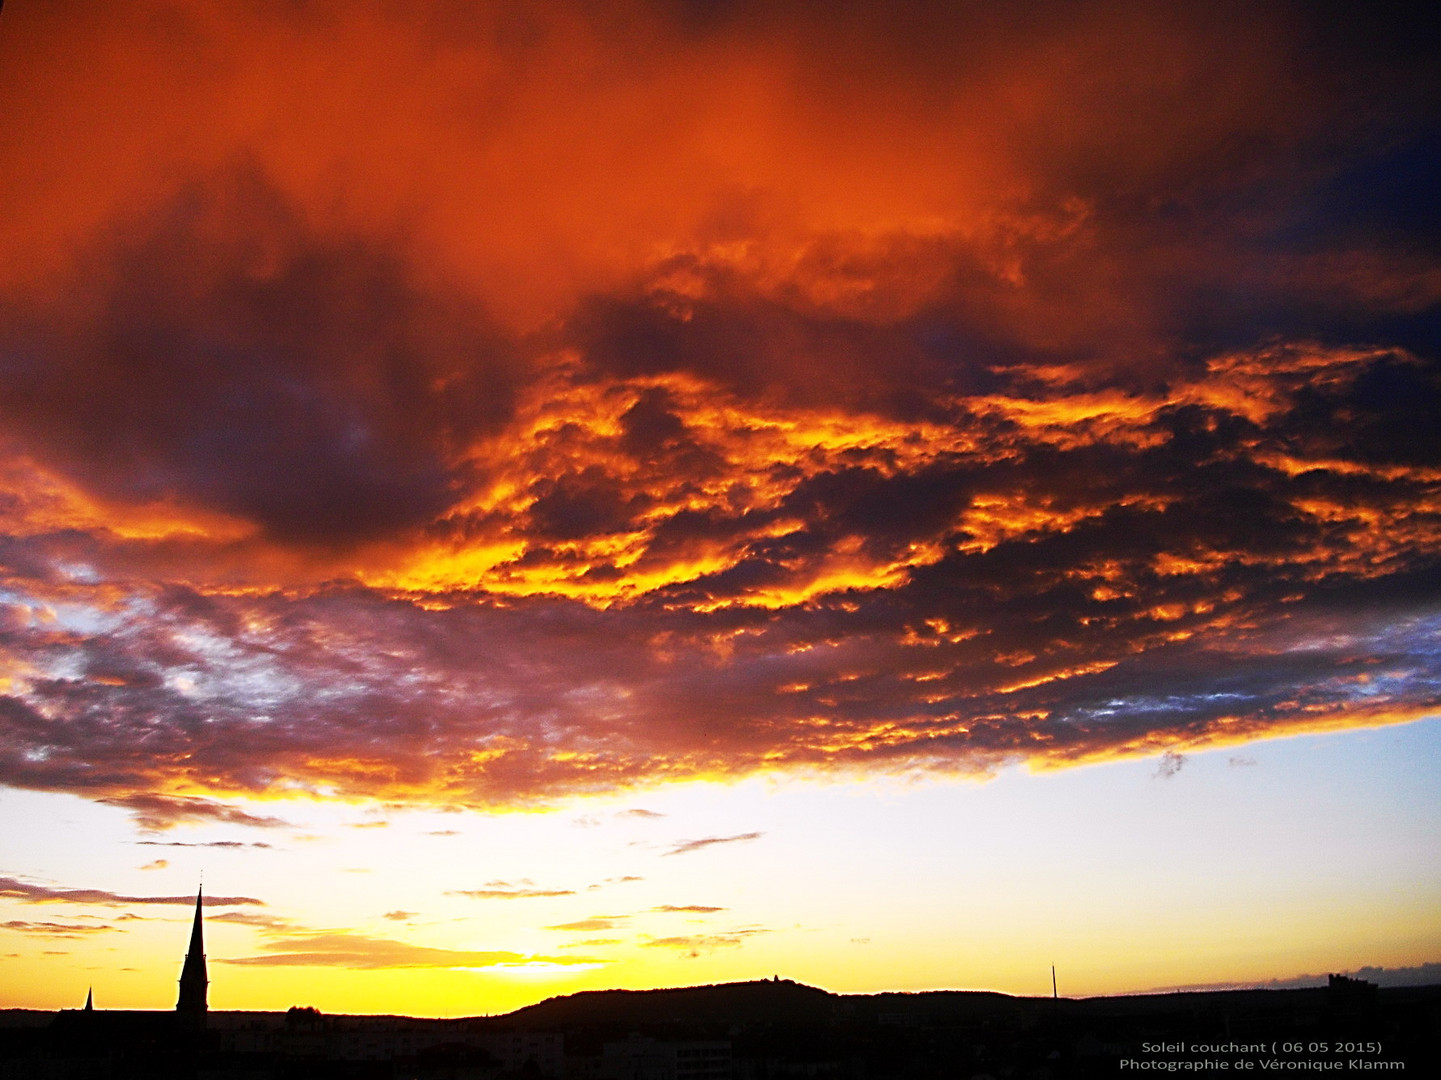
[176,886,208,1022]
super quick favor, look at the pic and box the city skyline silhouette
[0,0,1437,1045]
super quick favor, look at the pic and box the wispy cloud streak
[1,920,118,937]
[218,932,601,971]
[0,876,262,908]
[664,834,764,857]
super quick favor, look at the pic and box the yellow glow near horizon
[4,724,1438,1016]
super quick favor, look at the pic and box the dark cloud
[1153,751,1186,780]
[569,289,949,418]
[0,920,118,937]
[99,794,291,832]
[0,0,1435,821]
[665,833,763,856]
[0,168,516,548]
[589,876,645,890]
[136,840,274,849]
[527,469,646,542]
[0,353,1437,807]
[1155,962,1441,993]
[1328,963,1441,989]
[0,876,262,908]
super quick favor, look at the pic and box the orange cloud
[219,932,599,971]
[652,905,725,914]
[642,928,769,957]
[547,917,629,933]
[0,1,1435,819]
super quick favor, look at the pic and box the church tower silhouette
[175,886,208,1022]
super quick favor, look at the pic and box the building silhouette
[175,886,208,1023]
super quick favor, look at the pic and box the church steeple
[176,886,207,1021]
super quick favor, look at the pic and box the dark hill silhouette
[497,977,1044,1031]
[503,977,838,1027]
[5,980,1438,1076]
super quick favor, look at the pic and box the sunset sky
[1,0,1438,1016]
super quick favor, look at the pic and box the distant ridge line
[13,978,1438,1027]
[502,977,1043,1029]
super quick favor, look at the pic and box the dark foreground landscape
[2,975,1436,1079]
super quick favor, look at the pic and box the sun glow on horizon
[2,721,1438,1016]
[1,0,1438,1018]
